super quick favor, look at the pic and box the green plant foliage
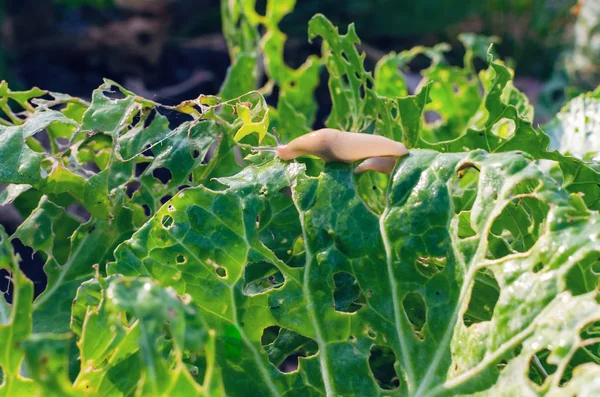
[1,2,600,396]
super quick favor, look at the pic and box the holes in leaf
[366,329,377,339]
[402,292,426,339]
[160,195,173,205]
[142,204,151,217]
[9,239,46,299]
[142,108,157,129]
[125,180,141,198]
[261,326,318,373]
[161,215,174,229]
[215,267,227,278]
[415,256,446,278]
[55,137,70,151]
[102,88,126,100]
[26,129,51,153]
[153,168,172,185]
[368,345,400,390]
[528,349,557,387]
[176,254,186,264]
[82,161,101,174]
[0,269,11,306]
[356,170,388,215]
[496,359,508,372]
[565,251,600,296]
[557,322,600,387]
[192,149,201,159]
[286,237,306,268]
[424,110,443,125]
[243,261,284,295]
[66,203,91,222]
[333,272,365,313]
[491,118,516,140]
[39,159,53,179]
[135,162,150,177]
[451,163,480,214]
[487,196,549,259]
[255,0,267,15]
[463,268,500,326]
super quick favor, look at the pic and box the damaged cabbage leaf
[108,151,600,396]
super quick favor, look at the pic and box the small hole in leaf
[565,252,600,296]
[402,292,426,340]
[55,137,70,150]
[153,168,172,184]
[9,239,47,299]
[168,205,175,212]
[368,345,400,390]
[66,203,91,222]
[463,268,500,326]
[424,110,443,125]
[261,326,318,373]
[125,180,141,198]
[102,88,126,100]
[367,329,377,339]
[193,149,201,159]
[333,272,365,313]
[216,267,227,278]
[142,204,151,217]
[255,0,267,15]
[160,195,173,205]
[528,349,557,387]
[243,261,284,295]
[161,215,174,229]
[0,269,12,306]
[496,359,507,372]
[487,195,549,260]
[141,108,157,129]
[135,162,150,177]
[176,254,186,264]
[261,326,280,346]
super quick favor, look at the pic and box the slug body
[272,128,408,162]
[253,128,408,175]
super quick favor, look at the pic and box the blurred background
[0,0,598,119]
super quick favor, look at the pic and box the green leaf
[0,225,38,396]
[69,276,224,396]
[107,150,600,395]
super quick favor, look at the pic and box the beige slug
[253,128,409,171]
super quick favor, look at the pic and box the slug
[253,128,409,169]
